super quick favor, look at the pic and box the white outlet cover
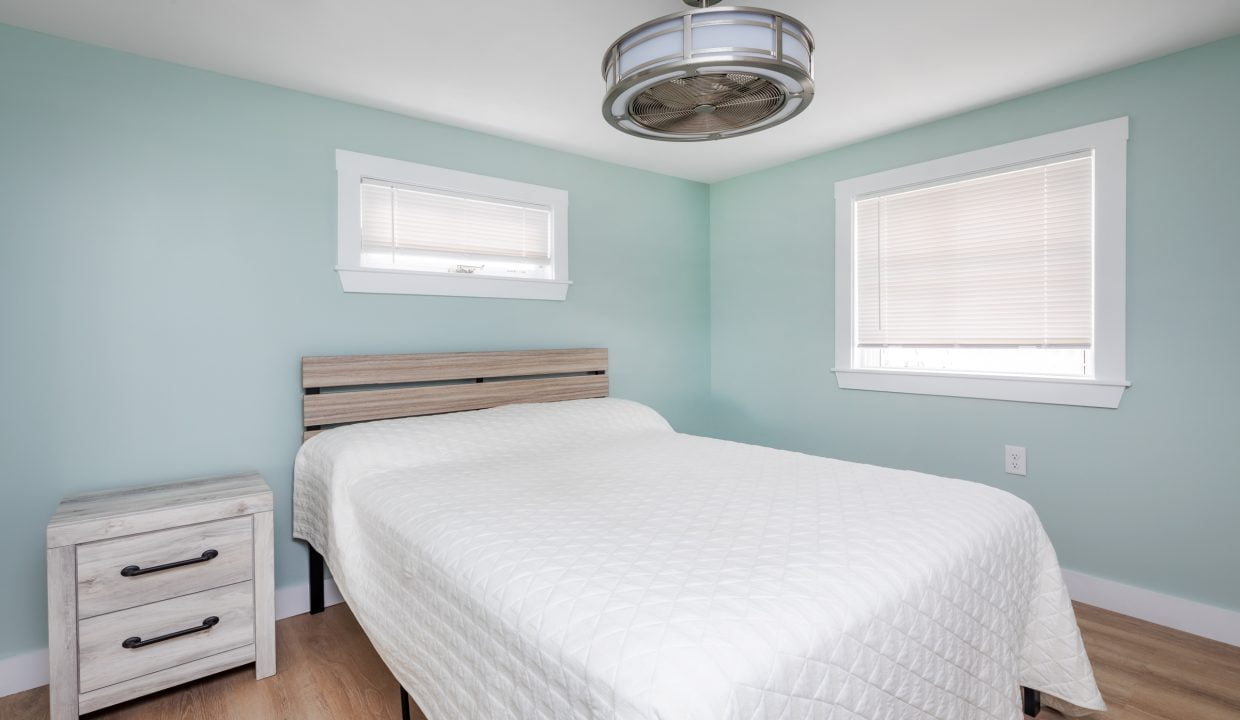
[1005,445,1027,476]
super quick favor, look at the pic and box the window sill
[832,368,1130,408]
[337,266,571,301]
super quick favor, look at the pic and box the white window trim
[335,149,571,300]
[832,117,1131,408]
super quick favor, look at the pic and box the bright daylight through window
[336,150,570,300]
[359,180,553,279]
[853,154,1093,377]
[834,119,1130,407]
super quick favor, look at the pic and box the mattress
[293,398,1105,720]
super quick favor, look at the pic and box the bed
[293,348,1105,720]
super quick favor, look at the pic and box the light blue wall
[709,36,1240,612]
[2,21,1237,668]
[0,25,711,660]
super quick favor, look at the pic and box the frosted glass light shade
[601,5,814,141]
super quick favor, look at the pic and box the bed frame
[299,347,609,612]
[295,347,1043,718]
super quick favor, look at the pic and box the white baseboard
[274,576,345,619]
[0,648,49,703]
[2,571,1236,700]
[1061,569,1240,646]
[0,579,345,700]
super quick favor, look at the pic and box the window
[336,150,570,300]
[833,118,1130,407]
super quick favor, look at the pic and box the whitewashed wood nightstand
[46,472,275,719]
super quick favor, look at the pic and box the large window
[336,150,570,300]
[833,119,1130,407]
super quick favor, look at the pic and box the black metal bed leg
[308,545,324,614]
[400,686,411,720]
[1022,687,1042,717]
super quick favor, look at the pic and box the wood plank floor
[2,602,1237,719]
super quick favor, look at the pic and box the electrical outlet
[1004,445,1027,476]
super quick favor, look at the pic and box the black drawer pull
[122,616,219,649]
[121,549,218,577]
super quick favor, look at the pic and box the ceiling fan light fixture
[601,1,815,141]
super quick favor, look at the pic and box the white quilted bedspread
[294,398,1104,720]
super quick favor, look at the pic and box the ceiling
[2,1,1239,183]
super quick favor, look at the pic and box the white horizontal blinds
[360,179,552,264]
[855,154,1094,347]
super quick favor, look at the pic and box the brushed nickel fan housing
[601,4,814,141]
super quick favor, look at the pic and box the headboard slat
[301,348,609,440]
[304,374,608,428]
[302,348,607,389]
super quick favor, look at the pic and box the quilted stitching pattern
[294,399,1104,720]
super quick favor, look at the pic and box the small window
[834,119,1130,407]
[336,150,570,300]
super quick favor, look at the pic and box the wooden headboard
[301,348,608,440]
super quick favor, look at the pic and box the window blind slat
[360,179,552,264]
[855,155,1093,347]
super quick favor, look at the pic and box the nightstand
[46,472,275,719]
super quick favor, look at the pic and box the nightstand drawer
[78,581,255,693]
[77,516,254,618]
